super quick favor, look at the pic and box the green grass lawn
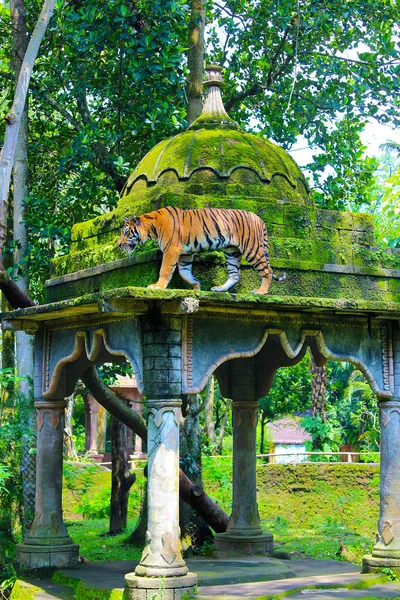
[202,457,380,565]
[66,518,142,562]
[63,459,380,566]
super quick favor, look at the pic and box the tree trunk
[80,366,229,533]
[64,394,78,460]
[260,411,267,454]
[11,0,36,534]
[109,415,135,534]
[0,0,56,270]
[204,375,216,445]
[216,398,232,455]
[179,469,228,533]
[180,394,212,550]
[310,353,327,422]
[186,0,206,124]
[0,298,16,538]
[129,481,148,544]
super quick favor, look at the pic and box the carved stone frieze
[381,323,394,393]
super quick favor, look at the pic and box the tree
[0,0,55,306]
[310,354,327,422]
[208,0,399,209]
[109,415,135,534]
[372,142,400,248]
[80,366,229,534]
[187,0,206,123]
[10,0,37,533]
[258,356,312,454]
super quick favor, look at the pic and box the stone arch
[184,320,391,402]
[42,327,142,400]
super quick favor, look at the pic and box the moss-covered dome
[122,127,311,204]
[122,65,311,207]
[51,65,316,278]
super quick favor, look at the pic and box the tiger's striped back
[118,206,284,294]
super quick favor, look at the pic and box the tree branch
[80,366,229,533]
[0,271,35,308]
[80,367,147,439]
[190,377,213,418]
[75,87,126,192]
[225,82,267,111]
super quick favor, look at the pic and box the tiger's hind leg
[211,247,241,292]
[243,248,273,295]
[178,255,201,290]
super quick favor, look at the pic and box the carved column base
[362,554,400,573]
[214,532,274,556]
[16,542,79,569]
[125,572,197,600]
[88,450,104,464]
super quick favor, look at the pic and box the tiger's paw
[251,288,268,295]
[147,283,164,289]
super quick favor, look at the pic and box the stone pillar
[363,398,400,572]
[215,400,273,555]
[85,395,104,463]
[17,400,79,568]
[125,315,197,600]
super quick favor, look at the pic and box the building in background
[267,418,311,463]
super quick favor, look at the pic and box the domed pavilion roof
[52,66,316,278]
[122,66,312,207]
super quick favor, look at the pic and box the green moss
[9,580,40,600]
[188,109,241,130]
[122,127,310,196]
[46,245,400,304]
[67,199,378,273]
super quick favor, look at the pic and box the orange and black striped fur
[118,206,285,294]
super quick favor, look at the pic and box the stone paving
[19,557,400,599]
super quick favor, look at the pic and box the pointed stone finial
[188,65,241,131]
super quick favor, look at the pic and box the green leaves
[207,0,400,209]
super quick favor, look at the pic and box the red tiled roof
[267,418,312,444]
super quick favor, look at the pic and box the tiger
[118,206,285,294]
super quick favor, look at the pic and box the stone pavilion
[3,66,400,598]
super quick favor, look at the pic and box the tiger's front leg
[148,248,181,289]
[178,255,201,290]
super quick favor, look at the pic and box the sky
[288,121,400,168]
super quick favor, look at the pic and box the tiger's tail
[272,272,286,281]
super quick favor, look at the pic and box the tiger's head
[118,216,143,254]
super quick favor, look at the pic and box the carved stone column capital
[231,400,258,427]
[35,400,67,432]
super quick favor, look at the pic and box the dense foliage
[208,0,399,209]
